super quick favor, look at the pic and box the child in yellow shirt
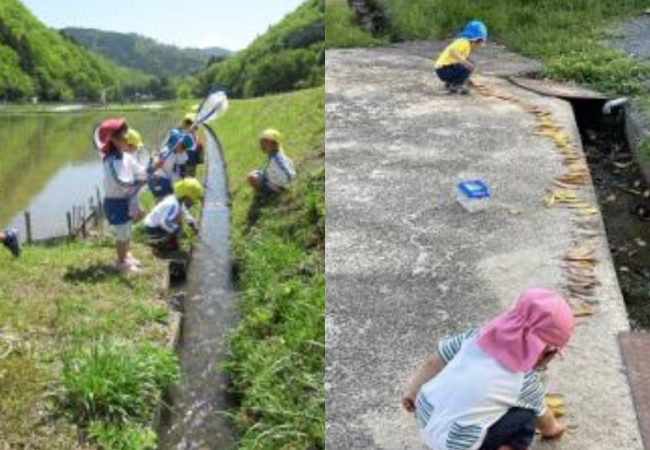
[434,20,487,95]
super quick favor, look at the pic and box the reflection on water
[0,109,181,240]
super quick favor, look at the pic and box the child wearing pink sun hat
[402,288,574,450]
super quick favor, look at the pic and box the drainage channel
[506,77,650,330]
[158,125,237,449]
[569,98,650,331]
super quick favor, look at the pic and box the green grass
[0,240,175,449]
[216,87,324,449]
[60,342,178,425]
[88,422,158,450]
[325,0,382,48]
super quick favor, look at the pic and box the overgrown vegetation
[325,0,381,48]
[0,240,176,449]
[61,28,230,78]
[0,0,151,101]
[216,87,324,448]
[60,342,178,425]
[197,0,324,98]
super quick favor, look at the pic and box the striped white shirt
[264,151,296,189]
[415,328,546,450]
[143,195,196,234]
[103,151,146,199]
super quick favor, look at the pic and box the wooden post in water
[95,186,103,234]
[66,211,73,240]
[90,197,99,229]
[24,211,32,244]
[81,205,87,239]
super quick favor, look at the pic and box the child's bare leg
[116,240,129,264]
[246,173,262,192]
[537,408,565,439]
[0,231,4,242]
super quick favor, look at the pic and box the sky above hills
[21,0,305,50]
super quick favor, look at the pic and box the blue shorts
[148,176,174,199]
[103,197,130,225]
[186,149,202,166]
[435,64,473,86]
[145,225,176,243]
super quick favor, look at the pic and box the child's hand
[401,389,417,413]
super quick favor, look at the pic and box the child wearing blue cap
[148,126,193,201]
[434,20,488,95]
[179,113,204,178]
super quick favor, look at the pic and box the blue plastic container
[456,179,491,212]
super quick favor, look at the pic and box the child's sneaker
[126,253,141,267]
[113,259,142,274]
[3,228,21,257]
[457,86,470,95]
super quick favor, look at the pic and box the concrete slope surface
[325,45,644,450]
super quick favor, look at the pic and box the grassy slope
[0,240,173,449]
[325,0,381,48]
[214,87,324,449]
[326,0,650,95]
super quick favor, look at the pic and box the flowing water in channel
[159,126,237,449]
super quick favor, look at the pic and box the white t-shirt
[264,151,296,189]
[103,151,146,199]
[416,329,546,450]
[144,195,181,233]
[143,195,196,233]
[155,148,188,182]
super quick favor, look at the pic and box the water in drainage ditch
[571,98,650,330]
[158,126,237,449]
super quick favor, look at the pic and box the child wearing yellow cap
[143,177,203,252]
[124,128,147,222]
[246,129,296,195]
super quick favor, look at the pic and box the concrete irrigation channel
[325,43,647,449]
[158,126,237,449]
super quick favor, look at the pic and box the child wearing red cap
[98,118,147,273]
[402,288,573,450]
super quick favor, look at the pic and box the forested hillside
[0,0,149,101]
[196,0,324,98]
[62,27,231,77]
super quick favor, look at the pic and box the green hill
[196,0,324,98]
[61,27,231,77]
[0,0,149,102]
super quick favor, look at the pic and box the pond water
[0,109,182,240]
